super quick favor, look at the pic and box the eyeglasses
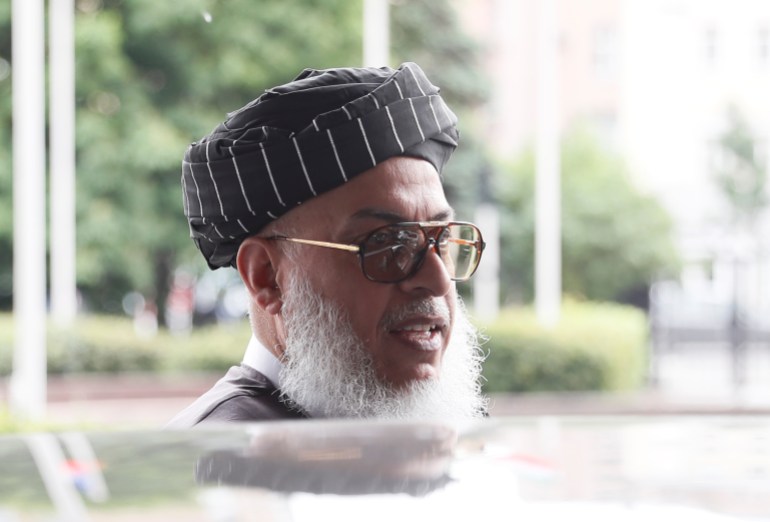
[267,221,485,283]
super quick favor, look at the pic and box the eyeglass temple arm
[448,237,486,249]
[271,236,360,253]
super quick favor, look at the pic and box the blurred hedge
[0,314,249,376]
[478,300,648,393]
[0,301,648,393]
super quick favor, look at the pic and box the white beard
[277,276,488,422]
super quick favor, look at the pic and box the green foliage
[498,128,680,303]
[712,105,768,227]
[0,313,249,376]
[158,322,251,373]
[0,0,490,316]
[479,300,648,393]
[0,1,364,313]
[75,0,364,313]
[0,315,160,374]
[1,302,646,396]
[482,337,607,393]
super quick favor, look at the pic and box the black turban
[181,62,459,269]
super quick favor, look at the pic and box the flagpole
[50,0,78,326]
[10,0,48,420]
[535,0,561,327]
[363,0,389,66]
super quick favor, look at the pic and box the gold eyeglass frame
[266,221,485,283]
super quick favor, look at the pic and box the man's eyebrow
[350,208,455,223]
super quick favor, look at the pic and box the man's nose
[397,242,452,297]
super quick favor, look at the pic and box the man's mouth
[382,299,451,352]
[399,323,441,333]
[389,318,447,351]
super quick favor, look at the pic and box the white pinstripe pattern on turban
[181,62,459,269]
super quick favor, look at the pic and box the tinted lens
[445,224,483,280]
[360,223,484,283]
[361,225,425,282]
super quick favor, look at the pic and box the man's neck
[242,336,283,388]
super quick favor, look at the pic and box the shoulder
[200,391,305,424]
[167,365,306,427]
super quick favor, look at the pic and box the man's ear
[237,237,284,315]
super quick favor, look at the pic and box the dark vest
[166,365,307,428]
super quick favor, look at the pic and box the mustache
[381,299,451,330]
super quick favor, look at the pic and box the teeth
[400,324,433,332]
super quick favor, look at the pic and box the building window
[592,26,616,79]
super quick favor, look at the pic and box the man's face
[278,273,485,420]
[273,157,457,389]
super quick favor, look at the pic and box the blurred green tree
[0,0,489,319]
[712,105,768,229]
[75,0,365,317]
[0,0,363,315]
[498,128,680,304]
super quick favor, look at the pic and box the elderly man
[167,63,488,427]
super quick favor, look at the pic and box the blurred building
[457,0,770,325]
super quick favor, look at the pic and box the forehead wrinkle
[350,207,455,224]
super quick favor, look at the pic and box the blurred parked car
[2,416,769,521]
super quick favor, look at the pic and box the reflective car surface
[1,416,769,521]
